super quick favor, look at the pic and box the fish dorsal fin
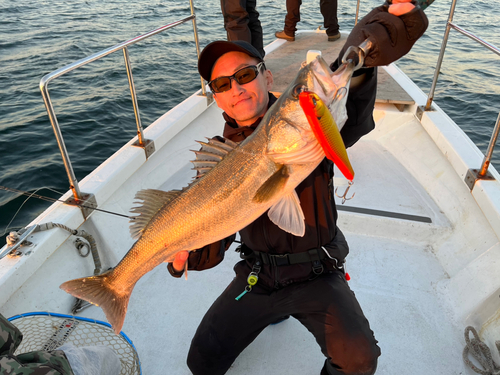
[129,189,182,239]
[253,165,290,203]
[268,191,305,237]
[190,137,238,175]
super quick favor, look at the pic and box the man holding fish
[168,1,429,374]
[59,1,428,374]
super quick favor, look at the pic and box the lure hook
[335,181,355,204]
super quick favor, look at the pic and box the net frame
[8,312,141,375]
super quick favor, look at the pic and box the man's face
[211,51,273,127]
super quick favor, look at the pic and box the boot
[275,30,295,41]
[328,32,341,42]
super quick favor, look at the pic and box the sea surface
[1,0,499,246]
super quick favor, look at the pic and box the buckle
[269,254,290,266]
[312,260,324,275]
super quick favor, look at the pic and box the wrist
[167,262,184,278]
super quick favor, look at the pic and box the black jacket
[169,69,377,289]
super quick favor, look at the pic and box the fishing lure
[299,91,355,181]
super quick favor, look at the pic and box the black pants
[220,0,265,57]
[187,270,380,374]
[284,0,339,37]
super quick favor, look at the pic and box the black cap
[198,40,264,82]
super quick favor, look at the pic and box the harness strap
[252,248,328,267]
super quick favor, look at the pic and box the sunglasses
[209,62,266,93]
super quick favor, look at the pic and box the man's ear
[265,69,274,91]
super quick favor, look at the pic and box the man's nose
[229,77,245,93]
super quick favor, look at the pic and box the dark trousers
[187,270,380,374]
[284,0,339,36]
[220,0,265,57]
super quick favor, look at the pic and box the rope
[463,326,500,375]
[38,223,101,275]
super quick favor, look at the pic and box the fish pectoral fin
[268,191,305,237]
[129,189,182,239]
[253,165,290,204]
[268,138,324,165]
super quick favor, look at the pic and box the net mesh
[9,313,141,375]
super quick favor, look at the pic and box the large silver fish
[60,55,352,334]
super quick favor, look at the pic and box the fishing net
[8,312,141,375]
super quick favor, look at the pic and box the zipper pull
[235,285,252,301]
[235,272,259,301]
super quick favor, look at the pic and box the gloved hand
[338,0,429,67]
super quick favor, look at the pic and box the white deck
[1,32,500,374]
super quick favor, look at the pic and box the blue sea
[1,0,499,246]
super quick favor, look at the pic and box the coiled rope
[463,326,500,375]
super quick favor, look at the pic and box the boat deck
[266,31,415,109]
[2,105,478,374]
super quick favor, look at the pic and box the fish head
[263,55,352,163]
[285,55,351,108]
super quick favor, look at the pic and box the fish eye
[292,84,305,99]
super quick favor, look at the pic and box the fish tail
[60,270,132,334]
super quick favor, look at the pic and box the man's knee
[325,337,380,375]
[187,344,226,375]
[187,332,236,375]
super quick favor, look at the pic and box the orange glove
[389,0,416,16]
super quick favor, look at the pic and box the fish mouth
[309,56,352,107]
[307,55,353,131]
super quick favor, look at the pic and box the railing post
[355,0,361,26]
[189,0,208,98]
[39,80,83,200]
[123,46,145,146]
[424,0,458,111]
[479,112,500,178]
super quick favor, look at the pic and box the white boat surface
[1,24,500,375]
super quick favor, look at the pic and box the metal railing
[423,0,500,188]
[39,0,205,209]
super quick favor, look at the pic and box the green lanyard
[235,262,261,301]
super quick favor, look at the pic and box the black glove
[337,2,429,68]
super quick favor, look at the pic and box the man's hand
[172,251,189,272]
[339,0,429,67]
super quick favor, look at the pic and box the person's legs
[319,0,339,36]
[220,0,251,43]
[284,0,302,36]
[246,0,265,56]
[291,272,380,375]
[187,275,283,375]
[188,268,379,374]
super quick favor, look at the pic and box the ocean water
[0,0,499,246]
